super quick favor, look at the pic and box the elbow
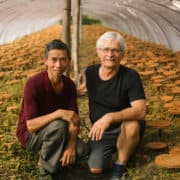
[70,123,80,134]
[139,105,146,120]
[26,120,35,133]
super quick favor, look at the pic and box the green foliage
[82,16,101,25]
[59,15,101,25]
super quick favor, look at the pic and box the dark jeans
[26,120,89,173]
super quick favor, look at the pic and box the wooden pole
[62,0,71,77]
[72,0,80,85]
[62,0,71,46]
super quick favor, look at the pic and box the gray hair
[96,31,126,55]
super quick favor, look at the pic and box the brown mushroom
[164,101,180,115]
[169,145,180,155]
[5,79,20,85]
[139,71,154,77]
[155,154,180,168]
[175,80,180,85]
[165,84,176,88]
[171,87,180,94]
[146,142,168,150]
[153,79,164,84]
[146,120,173,129]
[160,96,173,102]
[163,70,176,76]
[167,107,180,115]
[6,105,19,112]
[164,101,180,109]
[146,120,173,140]
[151,75,164,80]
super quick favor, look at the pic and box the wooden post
[62,0,71,46]
[62,0,71,76]
[72,0,80,86]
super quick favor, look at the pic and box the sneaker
[110,164,127,180]
[36,165,53,180]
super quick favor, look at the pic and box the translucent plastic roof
[0,0,180,51]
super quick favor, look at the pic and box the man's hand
[60,146,76,167]
[89,114,111,141]
[55,109,79,126]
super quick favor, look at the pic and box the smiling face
[97,39,123,70]
[44,49,69,79]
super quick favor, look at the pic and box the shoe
[52,172,62,180]
[110,164,127,180]
[36,165,53,180]
[52,168,63,180]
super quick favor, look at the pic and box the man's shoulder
[26,71,46,86]
[86,64,99,74]
[28,71,45,79]
[120,65,139,76]
[63,75,76,88]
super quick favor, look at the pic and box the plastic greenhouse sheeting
[0,0,180,51]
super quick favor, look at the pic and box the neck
[99,65,120,80]
[47,70,63,85]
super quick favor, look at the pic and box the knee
[48,120,68,130]
[90,168,103,174]
[76,140,89,159]
[121,121,140,139]
[44,120,68,138]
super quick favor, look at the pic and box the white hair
[96,31,126,55]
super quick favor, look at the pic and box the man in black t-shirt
[85,32,146,180]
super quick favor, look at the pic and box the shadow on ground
[61,164,110,180]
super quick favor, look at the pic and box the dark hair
[44,39,70,59]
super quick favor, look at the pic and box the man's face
[44,49,69,78]
[97,39,123,69]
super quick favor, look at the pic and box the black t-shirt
[85,64,145,131]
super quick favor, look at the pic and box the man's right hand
[55,109,79,126]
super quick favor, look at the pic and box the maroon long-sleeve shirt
[16,71,78,148]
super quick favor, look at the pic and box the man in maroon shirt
[16,40,88,179]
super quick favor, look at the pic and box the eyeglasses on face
[99,48,121,54]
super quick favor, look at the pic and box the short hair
[44,39,70,59]
[96,32,126,55]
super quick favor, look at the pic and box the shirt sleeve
[68,84,79,113]
[127,70,145,102]
[23,78,39,121]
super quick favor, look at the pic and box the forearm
[67,122,80,148]
[108,101,146,124]
[109,107,145,123]
[60,123,79,166]
[26,109,69,133]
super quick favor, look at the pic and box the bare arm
[60,114,80,166]
[26,109,78,133]
[89,99,146,141]
[107,99,146,123]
